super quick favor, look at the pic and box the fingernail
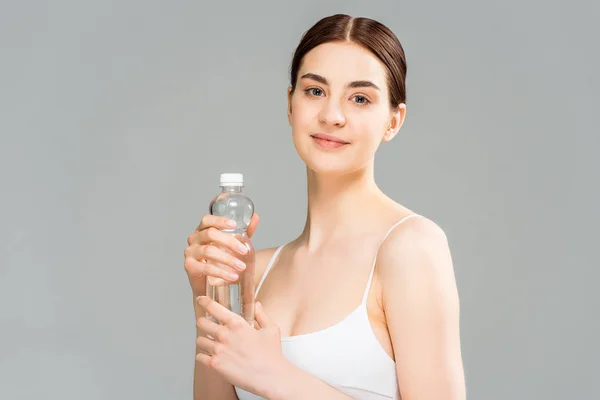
[238,243,248,254]
[228,272,239,280]
[226,220,236,228]
[235,260,246,270]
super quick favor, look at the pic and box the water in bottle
[206,173,256,326]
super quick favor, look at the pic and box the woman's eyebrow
[301,73,329,85]
[347,80,380,90]
[300,73,380,91]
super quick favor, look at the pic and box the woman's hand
[195,296,289,397]
[184,213,259,295]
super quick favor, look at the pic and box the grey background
[1,0,598,399]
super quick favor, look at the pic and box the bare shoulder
[376,215,457,304]
[377,215,452,277]
[376,215,465,398]
[254,246,281,286]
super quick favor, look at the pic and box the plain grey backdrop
[1,0,598,399]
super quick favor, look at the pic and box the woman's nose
[318,97,346,127]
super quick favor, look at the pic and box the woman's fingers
[196,334,217,356]
[198,296,244,327]
[189,215,234,246]
[197,226,249,257]
[184,241,245,272]
[195,214,237,233]
[185,212,257,294]
[197,316,225,340]
[184,256,240,282]
[189,225,248,258]
[202,243,246,272]
[254,302,276,329]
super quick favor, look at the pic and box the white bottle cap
[220,173,244,186]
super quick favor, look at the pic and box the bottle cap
[220,173,244,186]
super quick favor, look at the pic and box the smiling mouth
[310,135,350,149]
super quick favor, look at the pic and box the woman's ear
[287,86,293,125]
[382,103,406,142]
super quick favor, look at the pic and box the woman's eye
[353,95,369,105]
[306,88,323,97]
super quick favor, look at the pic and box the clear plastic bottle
[206,173,256,326]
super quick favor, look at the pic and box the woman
[184,14,466,400]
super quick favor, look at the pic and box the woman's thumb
[255,301,274,329]
[247,213,260,238]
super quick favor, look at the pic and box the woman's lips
[310,133,350,149]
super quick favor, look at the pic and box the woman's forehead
[299,42,388,87]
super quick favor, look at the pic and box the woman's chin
[301,157,360,176]
[293,142,364,176]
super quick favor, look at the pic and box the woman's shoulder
[376,209,452,282]
[381,205,447,250]
[379,198,445,243]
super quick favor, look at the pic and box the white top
[235,214,421,400]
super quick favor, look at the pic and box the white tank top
[235,214,421,400]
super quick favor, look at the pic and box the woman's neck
[297,165,388,252]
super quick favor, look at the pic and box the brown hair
[289,14,407,109]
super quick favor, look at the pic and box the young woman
[184,14,466,400]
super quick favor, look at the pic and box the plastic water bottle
[206,173,256,326]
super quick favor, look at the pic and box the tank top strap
[255,244,286,298]
[361,214,422,305]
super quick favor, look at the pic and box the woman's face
[288,41,405,176]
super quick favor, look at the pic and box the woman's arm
[187,213,263,400]
[192,246,275,400]
[379,217,466,400]
[195,295,354,400]
[265,362,353,400]
[193,295,239,400]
